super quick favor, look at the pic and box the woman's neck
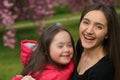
[83,46,106,60]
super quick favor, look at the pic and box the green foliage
[53,5,71,15]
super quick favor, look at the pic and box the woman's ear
[105,35,108,39]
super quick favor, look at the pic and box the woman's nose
[86,25,94,34]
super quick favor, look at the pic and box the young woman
[72,3,120,80]
[12,23,76,80]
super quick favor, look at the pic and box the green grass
[0,14,79,80]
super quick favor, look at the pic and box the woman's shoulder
[94,56,114,72]
[72,56,115,80]
[88,56,115,80]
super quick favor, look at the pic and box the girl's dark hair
[21,23,75,77]
[79,3,120,80]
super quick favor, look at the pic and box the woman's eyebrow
[82,18,90,21]
[95,22,104,27]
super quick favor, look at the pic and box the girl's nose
[64,46,70,53]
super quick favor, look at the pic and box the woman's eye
[82,21,89,24]
[96,25,103,30]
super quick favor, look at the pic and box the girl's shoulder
[36,61,74,80]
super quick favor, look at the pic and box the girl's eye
[57,45,63,48]
[67,44,72,48]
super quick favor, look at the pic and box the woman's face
[79,10,108,49]
[49,30,74,65]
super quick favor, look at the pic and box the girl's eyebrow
[56,41,72,45]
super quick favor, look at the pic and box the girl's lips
[62,54,70,57]
[61,54,71,59]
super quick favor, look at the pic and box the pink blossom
[10,39,16,44]
[29,0,35,4]
[2,15,14,26]
[6,30,16,37]
[12,15,18,19]
[3,38,16,48]
[48,4,53,9]
[3,29,16,48]
[3,35,8,41]
[3,0,14,8]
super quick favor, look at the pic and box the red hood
[20,40,37,66]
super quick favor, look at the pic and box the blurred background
[0,0,120,79]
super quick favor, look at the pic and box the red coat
[12,40,74,80]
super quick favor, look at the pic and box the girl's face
[79,10,108,49]
[49,31,74,65]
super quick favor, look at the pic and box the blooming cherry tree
[0,0,118,48]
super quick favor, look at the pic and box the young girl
[12,23,75,80]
